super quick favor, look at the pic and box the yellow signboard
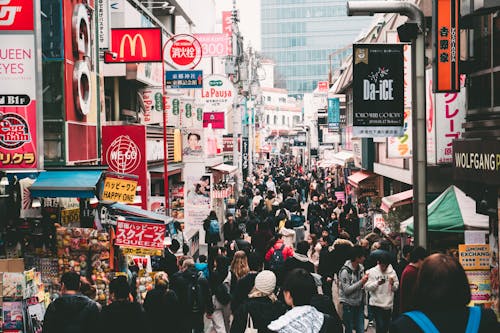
[60,208,80,225]
[102,178,137,203]
[459,244,490,271]
[121,247,163,256]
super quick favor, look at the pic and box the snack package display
[2,273,24,300]
[2,301,24,331]
[135,272,154,304]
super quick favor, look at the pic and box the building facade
[261,0,374,96]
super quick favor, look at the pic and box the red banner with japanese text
[115,220,166,250]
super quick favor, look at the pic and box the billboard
[353,44,404,138]
[194,33,230,57]
[433,0,460,92]
[184,172,212,229]
[0,0,39,170]
[104,28,162,63]
[182,128,204,162]
[102,125,148,209]
[327,98,340,131]
[198,74,235,112]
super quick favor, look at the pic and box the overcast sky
[215,0,261,51]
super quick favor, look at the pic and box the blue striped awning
[30,170,103,198]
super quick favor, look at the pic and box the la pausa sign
[200,75,235,112]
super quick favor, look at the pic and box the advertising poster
[0,34,38,169]
[184,173,212,229]
[466,270,492,305]
[352,44,404,137]
[102,125,148,209]
[327,98,340,131]
[182,128,204,162]
[2,301,23,331]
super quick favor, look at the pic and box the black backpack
[186,273,204,313]
[269,244,286,271]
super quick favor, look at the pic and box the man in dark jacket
[99,276,148,333]
[159,239,180,278]
[281,241,314,286]
[143,272,180,333]
[170,258,214,333]
[43,272,99,333]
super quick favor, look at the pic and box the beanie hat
[254,270,276,295]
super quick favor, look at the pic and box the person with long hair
[390,253,499,333]
[210,256,232,333]
[225,251,250,297]
[307,234,322,272]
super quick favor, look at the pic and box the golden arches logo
[119,33,147,58]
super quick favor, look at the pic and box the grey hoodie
[338,260,365,306]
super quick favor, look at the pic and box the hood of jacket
[293,252,310,262]
[268,305,324,333]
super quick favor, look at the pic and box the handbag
[244,313,258,333]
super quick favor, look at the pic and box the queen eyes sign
[353,44,404,138]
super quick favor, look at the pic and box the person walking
[365,254,399,333]
[230,270,287,333]
[231,251,264,313]
[338,246,368,333]
[42,272,100,333]
[204,211,221,247]
[143,272,180,333]
[281,241,314,286]
[399,246,428,313]
[390,253,499,333]
[210,255,232,333]
[99,276,148,333]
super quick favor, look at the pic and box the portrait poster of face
[182,128,204,161]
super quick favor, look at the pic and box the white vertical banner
[426,68,437,164]
[97,0,110,49]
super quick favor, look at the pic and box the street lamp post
[162,42,170,212]
[347,1,427,247]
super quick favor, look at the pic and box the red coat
[265,239,294,262]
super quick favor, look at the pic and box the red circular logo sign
[165,34,202,69]
[106,135,141,174]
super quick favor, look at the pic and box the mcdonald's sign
[104,28,162,63]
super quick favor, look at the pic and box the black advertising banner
[353,44,404,138]
[453,140,500,185]
[242,137,249,179]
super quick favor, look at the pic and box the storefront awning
[148,163,183,175]
[30,170,103,198]
[109,203,172,223]
[380,189,413,213]
[332,151,354,166]
[211,163,238,174]
[347,170,376,188]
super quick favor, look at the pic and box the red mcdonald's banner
[433,0,460,93]
[104,28,162,63]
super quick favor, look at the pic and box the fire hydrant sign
[115,221,166,250]
[102,178,138,203]
[458,244,490,271]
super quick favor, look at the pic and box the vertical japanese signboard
[0,0,40,170]
[242,137,249,180]
[327,98,340,131]
[433,0,460,92]
[353,44,404,138]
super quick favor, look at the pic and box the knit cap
[254,270,276,295]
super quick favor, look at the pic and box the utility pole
[231,0,242,190]
[347,1,427,247]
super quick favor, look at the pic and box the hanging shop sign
[139,87,163,124]
[164,34,202,69]
[97,0,110,49]
[194,33,230,57]
[203,112,225,129]
[458,244,490,271]
[433,0,460,93]
[165,70,203,89]
[121,247,162,256]
[352,43,404,138]
[101,177,138,204]
[453,139,500,185]
[0,18,38,169]
[0,0,34,31]
[104,28,162,63]
[115,220,166,250]
[242,137,249,179]
[327,98,340,131]
[102,125,148,209]
[387,108,412,158]
[222,11,233,51]
[199,74,235,112]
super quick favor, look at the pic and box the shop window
[494,16,500,67]
[494,72,500,107]
[472,15,491,72]
[41,0,63,59]
[469,74,491,110]
[44,121,64,163]
[42,61,64,120]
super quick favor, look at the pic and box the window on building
[274,115,278,125]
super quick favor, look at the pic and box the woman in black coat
[231,270,287,333]
[143,272,180,333]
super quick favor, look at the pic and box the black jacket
[223,222,240,243]
[390,307,499,333]
[230,297,287,333]
[160,249,179,278]
[143,287,180,333]
[99,300,148,333]
[231,272,258,313]
[281,255,314,286]
[42,294,99,333]
[170,268,214,315]
[203,218,221,244]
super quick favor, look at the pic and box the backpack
[404,306,481,333]
[209,219,220,235]
[269,244,286,271]
[186,273,204,313]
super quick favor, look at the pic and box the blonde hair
[154,272,169,288]
[230,251,250,279]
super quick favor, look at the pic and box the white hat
[254,270,276,295]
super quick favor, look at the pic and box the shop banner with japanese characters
[115,220,166,250]
[0,1,39,169]
[197,74,235,113]
[426,68,466,164]
[353,44,404,138]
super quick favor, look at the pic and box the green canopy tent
[400,185,489,235]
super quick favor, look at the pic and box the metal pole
[162,43,169,211]
[347,1,427,247]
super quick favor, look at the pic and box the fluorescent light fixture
[0,176,8,186]
[32,198,41,208]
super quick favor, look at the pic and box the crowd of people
[41,158,499,333]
